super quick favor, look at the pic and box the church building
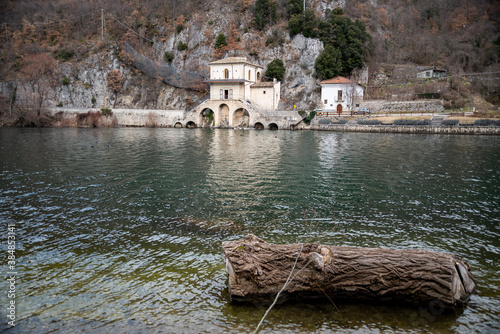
[205,57,280,111]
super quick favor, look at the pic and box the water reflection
[0,128,498,333]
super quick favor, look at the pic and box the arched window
[248,70,251,80]
[224,69,229,79]
[257,72,261,81]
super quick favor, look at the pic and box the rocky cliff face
[1,2,332,112]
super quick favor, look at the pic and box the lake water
[0,127,499,333]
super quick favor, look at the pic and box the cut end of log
[222,234,476,309]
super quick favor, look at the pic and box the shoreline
[301,123,500,135]
[1,107,499,135]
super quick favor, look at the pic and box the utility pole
[469,77,473,113]
[482,88,485,118]
[101,9,104,41]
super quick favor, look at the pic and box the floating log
[222,234,476,309]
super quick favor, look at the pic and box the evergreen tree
[314,46,342,80]
[214,33,228,49]
[286,0,303,19]
[254,0,277,31]
[265,59,285,81]
[288,6,371,77]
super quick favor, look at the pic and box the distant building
[188,57,287,129]
[320,76,364,114]
[417,67,447,79]
[205,57,280,111]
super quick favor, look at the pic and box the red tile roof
[320,76,355,84]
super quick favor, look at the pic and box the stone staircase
[431,115,446,127]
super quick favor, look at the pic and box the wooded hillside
[0,0,499,113]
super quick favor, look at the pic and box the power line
[103,10,154,43]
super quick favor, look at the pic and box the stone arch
[233,108,250,128]
[186,121,197,128]
[269,123,278,130]
[254,122,264,130]
[174,122,183,128]
[201,108,214,127]
[218,104,229,127]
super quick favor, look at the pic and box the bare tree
[21,53,58,116]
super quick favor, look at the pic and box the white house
[320,76,364,114]
[416,67,447,79]
[205,57,280,111]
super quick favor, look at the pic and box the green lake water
[0,127,499,333]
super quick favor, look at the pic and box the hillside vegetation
[0,0,499,125]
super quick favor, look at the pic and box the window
[220,89,223,99]
[337,90,343,101]
[324,99,328,104]
[248,70,251,80]
[257,72,261,81]
[224,69,229,79]
[355,104,360,107]
[263,91,266,95]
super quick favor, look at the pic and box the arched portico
[201,108,214,127]
[233,108,250,128]
[187,99,292,130]
[218,104,229,127]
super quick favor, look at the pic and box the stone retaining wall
[51,108,184,127]
[306,124,500,135]
[361,99,444,113]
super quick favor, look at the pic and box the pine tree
[314,46,343,80]
[214,33,228,49]
[254,0,277,31]
[265,59,285,81]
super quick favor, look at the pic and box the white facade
[416,67,447,79]
[206,57,280,111]
[320,77,364,113]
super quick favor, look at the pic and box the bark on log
[222,234,476,309]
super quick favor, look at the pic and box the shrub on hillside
[61,76,70,85]
[54,49,74,61]
[164,51,174,63]
[177,41,188,51]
